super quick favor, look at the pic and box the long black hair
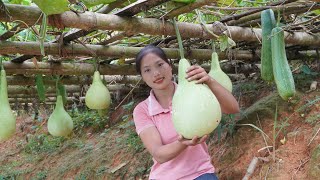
[135,45,170,74]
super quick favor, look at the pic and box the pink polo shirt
[133,83,215,180]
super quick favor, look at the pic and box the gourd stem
[173,19,185,59]
[276,8,280,27]
[211,40,216,52]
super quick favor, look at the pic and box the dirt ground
[1,78,320,180]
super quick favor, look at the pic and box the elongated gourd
[48,95,73,137]
[85,71,111,110]
[261,9,276,82]
[35,74,46,103]
[208,52,233,92]
[0,68,16,141]
[271,27,296,100]
[172,58,222,139]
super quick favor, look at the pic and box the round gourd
[85,71,111,110]
[48,95,73,137]
[172,58,222,139]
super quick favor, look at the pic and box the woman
[133,45,240,180]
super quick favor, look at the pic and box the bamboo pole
[3,61,137,75]
[7,85,81,95]
[6,75,142,86]
[7,84,132,95]
[0,41,255,61]
[2,60,262,76]
[1,4,320,46]
[0,41,317,63]
[8,97,82,103]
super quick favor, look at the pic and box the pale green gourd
[172,19,222,139]
[208,52,233,92]
[48,95,73,137]
[172,58,222,139]
[0,68,16,141]
[85,71,111,110]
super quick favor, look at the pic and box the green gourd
[172,19,222,139]
[35,74,46,103]
[0,68,16,141]
[48,95,73,137]
[85,71,111,110]
[172,58,222,139]
[261,9,276,82]
[208,52,233,92]
[271,27,296,100]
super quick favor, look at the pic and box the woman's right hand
[178,134,208,146]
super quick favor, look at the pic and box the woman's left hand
[186,65,211,85]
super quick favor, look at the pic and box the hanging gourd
[85,71,111,110]
[0,66,16,141]
[261,9,276,82]
[271,27,296,100]
[35,74,46,103]
[47,95,73,137]
[172,20,222,139]
[208,43,233,92]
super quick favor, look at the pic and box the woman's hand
[178,134,208,146]
[186,65,212,85]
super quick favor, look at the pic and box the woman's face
[140,53,172,90]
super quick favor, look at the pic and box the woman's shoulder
[133,98,149,113]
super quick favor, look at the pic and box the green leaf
[33,0,69,15]
[172,0,196,3]
[8,0,31,5]
[312,10,320,15]
[81,0,116,7]
[218,35,236,52]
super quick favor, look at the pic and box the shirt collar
[147,82,177,116]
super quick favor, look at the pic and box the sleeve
[133,103,155,135]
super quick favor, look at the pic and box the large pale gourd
[48,96,73,137]
[0,69,16,141]
[85,71,111,110]
[172,58,222,139]
[208,52,233,92]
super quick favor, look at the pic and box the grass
[71,109,109,135]
[24,134,66,154]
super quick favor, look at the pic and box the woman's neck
[153,82,175,109]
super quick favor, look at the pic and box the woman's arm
[206,78,240,114]
[185,65,240,114]
[140,127,207,164]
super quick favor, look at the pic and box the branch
[220,0,297,23]
[162,0,213,19]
